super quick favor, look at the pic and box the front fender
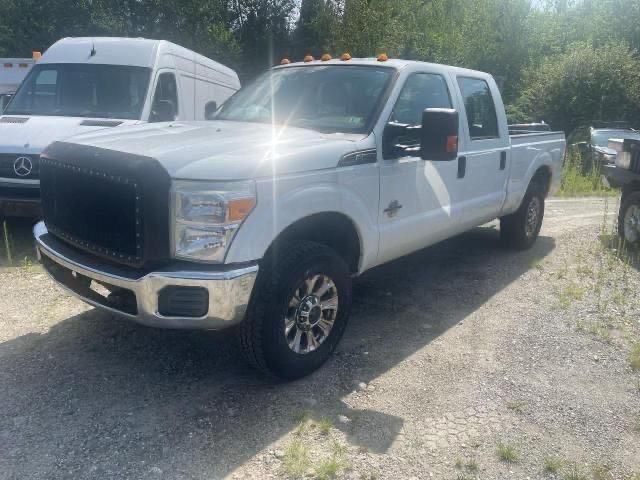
[224,166,380,273]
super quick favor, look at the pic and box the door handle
[457,156,466,179]
[384,200,403,217]
[500,151,507,170]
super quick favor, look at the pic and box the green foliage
[1,0,640,123]
[515,42,640,133]
[559,149,617,197]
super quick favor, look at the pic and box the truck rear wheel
[238,241,352,380]
[500,186,545,250]
[619,191,640,247]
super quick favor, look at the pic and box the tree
[513,42,640,133]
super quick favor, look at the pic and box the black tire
[500,183,545,250]
[238,241,352,380]
[618,191,640,247]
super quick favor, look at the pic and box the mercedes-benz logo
[13,156,33,177]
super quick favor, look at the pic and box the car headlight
[171,180,256,263]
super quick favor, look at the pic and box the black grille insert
[40,141,171,268]
[41,157,143,263]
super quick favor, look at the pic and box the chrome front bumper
[34,222,258,329]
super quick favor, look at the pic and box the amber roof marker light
[340,53,352,61]
[280,58,291,65]
[321,53,332,61]
[377,53,389,62]
[303,55,314,62]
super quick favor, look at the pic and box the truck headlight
[171,180,256,263]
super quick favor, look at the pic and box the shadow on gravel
[0,225,555,479]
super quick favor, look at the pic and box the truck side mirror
[204,101,217,120]
[150,100,176,123]
[421,108,459,161]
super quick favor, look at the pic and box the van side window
[457,77,499,140]
[149,72,178,122]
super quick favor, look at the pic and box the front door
[377,72,463,265]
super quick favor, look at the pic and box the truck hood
[0,115,139,154]
[60,120,369,180]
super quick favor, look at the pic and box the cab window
[391,73,452,126]
[457,77,499,140]
[386,73,452,153]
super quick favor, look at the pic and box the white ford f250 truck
[34,57,566,379]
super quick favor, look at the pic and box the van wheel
[619,191,640,247]
[500,186,545,250]
[238,241,352,380]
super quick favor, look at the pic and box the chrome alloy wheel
[525,196,541,238]
[284,274,339,354]
[623,204,640,243]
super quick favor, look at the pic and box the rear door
[454,76,509,225]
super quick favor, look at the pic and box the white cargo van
[0,37,240,216]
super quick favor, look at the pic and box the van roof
[39,37,237,81]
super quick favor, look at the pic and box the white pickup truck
[34,58,565,379]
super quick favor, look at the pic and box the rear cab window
[457,77,500,141]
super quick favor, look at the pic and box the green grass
[506,400,527,414]
[465,459,479,472]
[496,442,519,463]
[563,464,588,480]
[317,418,333,435]
[282,439,310,478]
[558,283,585,308]
[630,343,640,371]
[592,463,612,480]
[315,455,345,480]
[558,150,617,197]
[543,455,563,473]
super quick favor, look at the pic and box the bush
[512,43,640,133]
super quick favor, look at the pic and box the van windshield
[216,65,394,134]
[5,64,152,119]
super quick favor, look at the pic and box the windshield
[216,65,394,134]
[592,129,640,146]
[5,63,152,119]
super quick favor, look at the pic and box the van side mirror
[204,101,217,120]
[421,108,459,161]
[150,100,176,123]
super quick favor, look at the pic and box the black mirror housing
[204,101,218,120]
[421,108,459,161]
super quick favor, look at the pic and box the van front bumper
[34,221,258,330]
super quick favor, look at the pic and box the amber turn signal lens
[340,53,352,61]
[446,135,458,153]
[228,198,256,223]
[303,55,314,62]
[280,58,290,65]
[377,53,389,62]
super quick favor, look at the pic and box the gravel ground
[0,197,639,480]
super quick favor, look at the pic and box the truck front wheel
[619,191,640,247]
[500,186,545,250]
[239,241,352,380]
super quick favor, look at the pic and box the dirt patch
[0,198,639,479]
